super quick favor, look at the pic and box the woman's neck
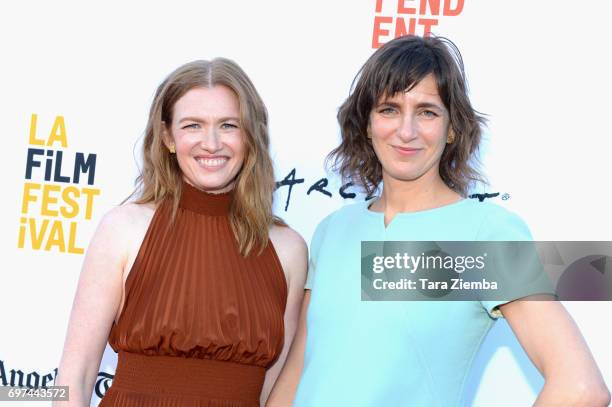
[369,172,462,226]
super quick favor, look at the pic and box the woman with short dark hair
[267,35,610,407]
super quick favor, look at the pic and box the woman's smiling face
[369,73,452,186]
[163,85,245,193]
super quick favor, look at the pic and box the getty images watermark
[0,386,69,401]
[361,241,612,301]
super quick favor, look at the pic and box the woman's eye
[379,107,396,115]
[221,123,238,129]
[182,123,200,129]
[421,110,438,118]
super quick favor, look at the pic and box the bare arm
[53,207,131,406]
[499,297,611,407]
[265,290,310,407]
[260,226,308,406]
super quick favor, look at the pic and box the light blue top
[294,198,539,407]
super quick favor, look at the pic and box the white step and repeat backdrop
[1,1,611,406]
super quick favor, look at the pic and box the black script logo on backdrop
[0,359,57,388]
[274,168,508,211]
[95,372,114,399]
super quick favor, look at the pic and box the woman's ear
[161,121,175,153]
[446,127,456,144]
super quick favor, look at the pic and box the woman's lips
[392,146,422,156]
[194,156,229,169]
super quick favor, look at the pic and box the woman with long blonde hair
[56,58,307,407]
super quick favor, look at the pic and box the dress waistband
[111,351,266,401]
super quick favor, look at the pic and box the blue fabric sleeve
[304,214,333,290]
[476,206,542,319]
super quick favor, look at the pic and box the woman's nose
[199,127,221,152]
[397,114,417,142]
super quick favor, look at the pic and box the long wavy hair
[125,59,283,256]
[329,35,486,197]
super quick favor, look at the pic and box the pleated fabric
[101,180,287,406]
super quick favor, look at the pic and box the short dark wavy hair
[328,35,486,197]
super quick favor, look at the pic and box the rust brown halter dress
[100,181,287,407]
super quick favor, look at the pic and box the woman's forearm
[265,291,310,406]
[534,379,611,407]
[52,378,88,406]
[265,356,303,406]
[53,363,99,407]
[501,300,610,407]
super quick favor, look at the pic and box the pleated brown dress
[99,181,287,407]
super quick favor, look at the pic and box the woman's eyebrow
[414,102,445,111]
[178,116,240,124]
[376,100,401,108]
[178,116,204,124]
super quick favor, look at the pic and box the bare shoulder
[91,201,157,322]
[103,201,156,231]
[269,224,308,285]
[269,224,307,261]
[110,201,156,254]
[90,201,157,271]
